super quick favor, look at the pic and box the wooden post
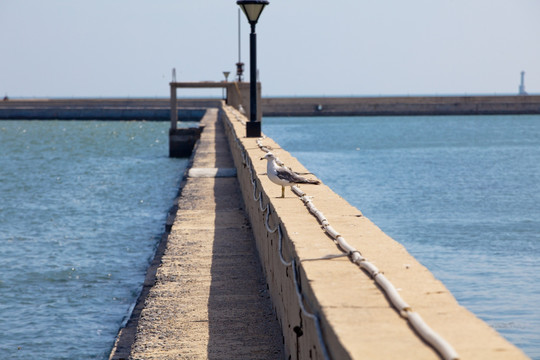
[170,83,177,130]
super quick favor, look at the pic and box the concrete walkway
[110,109,283,359]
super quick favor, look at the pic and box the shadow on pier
[205,114,283,358]
[110,109,283,359]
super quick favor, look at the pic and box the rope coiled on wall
[289,157,459,360]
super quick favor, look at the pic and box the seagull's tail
[300,178,320,185]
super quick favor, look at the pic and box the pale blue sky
[1,0,539,98]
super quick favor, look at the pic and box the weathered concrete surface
[109,108,283,359]
[222,105,530,359]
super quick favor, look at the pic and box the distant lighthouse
[519,71,528,95]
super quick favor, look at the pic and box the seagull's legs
[281,186,285,198]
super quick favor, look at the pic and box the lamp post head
[237,0,269,25]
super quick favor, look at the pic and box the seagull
[260,152,320,198]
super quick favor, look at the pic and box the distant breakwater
[262,94,540,117]
[1,95,539,120]
[0,99,215,121]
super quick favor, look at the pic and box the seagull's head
[260,152,276,161]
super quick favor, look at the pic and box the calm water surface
[0,121,187,359]
[263,115,540,359]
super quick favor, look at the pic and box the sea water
[263,115,540,359]
[0,121,188,359]
[1,116,538,359]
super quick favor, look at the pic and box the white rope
[324,225,340,239]
[292,185,305,197]
[252,182,261,202]
[408,312,460,360]
[254,137,461,360]
[265,209,278,234]
[374,274,411,314]
[292,258,317,322]
[259,195,267,212]
[277,225,292,267]
[334,236,357,255]
[292,259,331,360]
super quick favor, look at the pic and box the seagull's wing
[275,167,300,183]
[275,166,320,184]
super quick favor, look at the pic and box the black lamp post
[237,0,269,137]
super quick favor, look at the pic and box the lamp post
[237,0,269,137]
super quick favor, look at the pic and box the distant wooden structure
[169,81,261,129]
[168,81,260,158]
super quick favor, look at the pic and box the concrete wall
[225,82,262,121]
[0,99,216,120]
[261,95,540,117]
[220,103,529,360]
[2,95,539,120]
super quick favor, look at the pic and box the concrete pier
[110,102,530,359]
[219,105,529,359]
[168,126,204,158]
[109,108,283,359]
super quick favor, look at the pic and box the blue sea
[263,115,540,359]
[0,121,187,359]
[1,116,539,359]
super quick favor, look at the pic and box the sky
[1,0,539,98]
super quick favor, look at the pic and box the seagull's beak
[260,156,266,160]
